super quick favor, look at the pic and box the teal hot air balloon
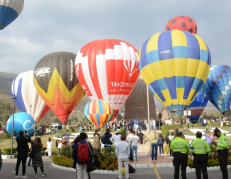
[201,65,231,115]
[0,0,24,30]
[139,30,211,117]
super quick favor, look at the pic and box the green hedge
[52,155,73,167]
[160,124,181,137]
[0,148,17,155]
[0,133,11,139]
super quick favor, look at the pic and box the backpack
[77,142,89,163]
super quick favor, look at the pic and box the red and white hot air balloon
[75,39,140,120]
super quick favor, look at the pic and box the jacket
[93,135,101,149]
[16,136,31,156]
[191,138,211,154]
[0,150,2,170]
[170,137,189,154]
[217,134,229,150]
[101,133,112,145]
[72,140,93,165]
[32,146,43,167]
[150,134,159,143]
[115,141,130,159]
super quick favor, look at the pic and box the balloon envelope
[165,15,197,34]
[7,112,35,137]
[75,39,139,120]
[11,71,49,122]
[187,91,208,124]
[84,99,113,129]
[139,30,211,117]
[34,52,85,123]
[201,65,231,115]
[0,0,24,30]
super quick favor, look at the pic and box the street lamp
[11,96,16,159]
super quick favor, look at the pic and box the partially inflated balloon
[139,30,211,117]
[75,39,139,120]
[201,65,231,115]
[84,99,113,129]
[34,52,85,123]
[165,15,197,34]
[187,91,208,124]
[7,112,35,137]
[0,0,24,30]
[11,71,49,122]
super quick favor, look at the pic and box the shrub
[60,129,68,133]
[0,133,11,139]
[41,147,47,151]
[1,148,17,155]
[61,147,72,158]
[52,155,73,168]
[120,127,125,135]
[161,124,181,137]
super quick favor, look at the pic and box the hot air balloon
[7,112,35,137]
[33,52,85,123]
[84,99,113,129]
[139,30,211,117]
[11,71,49,122]
[187,91,208,124]
[165,15,197,34]
[75,39,140,120]
[0,0,24,30]
[201,65,231,115]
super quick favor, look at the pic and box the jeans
[16,154,27,176]
[158,144,164,154]
[76,164,88,179]
[28,157,32,165]
[151,143,158,160]
[131,145,138,161]
[118,158,129,179]
[104,145,111,153]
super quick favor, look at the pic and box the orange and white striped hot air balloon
[33,52,85,123]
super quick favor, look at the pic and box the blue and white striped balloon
[0,0,24,30]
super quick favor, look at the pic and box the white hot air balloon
[11,71,49,122]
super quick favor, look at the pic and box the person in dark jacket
[15,131,31,179]
[72,132,93,179]
[101,128,112,152]
[138,130,144,144]
[32,137,47,177]
[0,150,2,170]
[28,136,36,166]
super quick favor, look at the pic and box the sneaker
[28,164,31,166]
[22,176,28,179]
[35,174,38,178]
[15,176,20,179]
[42,174,47,177]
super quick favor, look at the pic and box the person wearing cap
[191,131,211,179]
[110,129,121,148]
[213,128,229,179]
[170,132,189,179]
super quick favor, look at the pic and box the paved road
[1,158,230,179]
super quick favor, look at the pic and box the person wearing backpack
[72,132,93,179]
[101,128,112,152]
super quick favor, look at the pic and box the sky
[0,0,230,107]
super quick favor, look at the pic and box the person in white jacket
[46,137,53,158]
[110,129,121,148]
[116,135,130,179]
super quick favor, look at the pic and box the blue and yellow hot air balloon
[84,99,113,129]
[139,30,211,117]
[201,65,231,116]
[0,0,24,30]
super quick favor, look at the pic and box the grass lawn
[0,133,59,154]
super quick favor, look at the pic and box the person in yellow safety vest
[170,132,189,179]
[191,131,211,179]
[213,128,229,179]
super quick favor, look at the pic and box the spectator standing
[116,135,130,179]
[156,119,159,130]
[205,131,212,147]
[165,132,170,154]
[110,129,121,148]
[66,124,69,132]
[46,137,53,158]
[138,130,144,144]
[93,130,101,150]
[32,138,46,177]
[15,131,31,179]
[158,133,164,154]
[203,118,207,127]
[57,140,62,155]
[150,130,159,160]
[130,131,140,161]
[61,137,68,148]
[72,132,93,179]
[0,149,2,170]
[200,117,204,127]
[28,136,36,166]
[101,128,112,151]
[168,132,175,157]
